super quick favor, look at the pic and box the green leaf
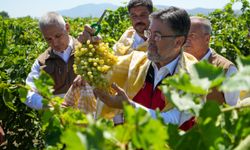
[41,110,54,123]
[61,129,86,150]
[140,119,168,149]
[61,108,87,126]
[173,101,222,149]
[162,72,207,95]
[190,61,225,88]
[18,86,28,103]
[166,124,180,148]
[113,124,133,144]
[164,89,202,116]
[221,65,250,92]
[2,88,17,111]
[34,70,54,99]
[234,135,250,150]
[123,105,168,149]
[44,116,63,146]
[222,56,250,92]
[198,101,222,147]
[199,101,221,121]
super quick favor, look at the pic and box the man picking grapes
[66,7,198,130]
[25,12,85,109]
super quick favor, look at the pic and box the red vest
[133,64,165,110]
[133,64,194,131]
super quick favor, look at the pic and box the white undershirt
[131,32,145,49]
[151,56,180,89]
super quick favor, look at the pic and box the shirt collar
[68,36,74,50]
[152,55,180,75]
[201,48,212,61]
[132,32,145,49]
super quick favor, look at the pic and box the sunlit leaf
[61,129,86,150]
[164,89,202,116]
[190,61,225,88]
[18,86,28,103]
[34,70,54,99]
[2,88,17,111]
[162,72,207,95]
[221,66,250,92]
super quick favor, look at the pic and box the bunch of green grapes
[73,40,118,90]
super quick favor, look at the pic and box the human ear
[205,34,210,44]
[65,23,70,33]
[175,36,185,48]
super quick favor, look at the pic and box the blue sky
[0,0,242,18]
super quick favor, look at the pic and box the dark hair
[127,0,153,13]
[150,6,190,41]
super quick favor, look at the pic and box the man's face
[129,6,150,35]
[41,24,69,52]
[184,22,210,58]
[147,18,182,67]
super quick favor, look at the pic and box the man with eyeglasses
[66,7,198,130]
[184,16,239,106]
[113,0,152,55]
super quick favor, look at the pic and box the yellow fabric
[113,27,148,56]
[237,91,250,106]
[239,90,250,100]
[64,50,198,118]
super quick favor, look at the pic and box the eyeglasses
[144,30,184,41]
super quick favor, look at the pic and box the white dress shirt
[201,48,239,106]
[25,37,73,109]
[151,56,179,89]
[131,32,145,49]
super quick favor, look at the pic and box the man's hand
[77,25,102,44]
[72,75,87,87]
[93,83,131,109]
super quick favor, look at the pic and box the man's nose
[51,38,59,46]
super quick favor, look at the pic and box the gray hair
[39,12,66,30]
[190,16,212,35]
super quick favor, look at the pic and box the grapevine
[73,40,118,90]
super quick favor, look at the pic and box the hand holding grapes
[93,83,133,109]
[77,25,102,44]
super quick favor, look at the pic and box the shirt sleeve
[25,60,43,109]
[132,102,193,125]
[223,65,240,106]
[26,91,43,109]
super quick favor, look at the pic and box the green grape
[73,40,118,90]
